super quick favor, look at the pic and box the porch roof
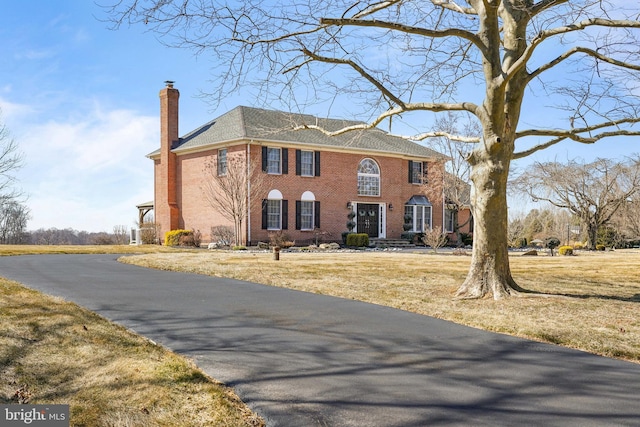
[406,195,432,206]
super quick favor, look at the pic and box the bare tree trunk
[455,134,524,299]
[586,222,598,250]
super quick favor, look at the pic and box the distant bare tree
[90,232,115,245]
[202,153,267,246]
[112,225,128,245]
[0,118,23,204]
[0,200,30,244]
[609,198,640,244]
[507,213,526,248]
[513,157,640,250]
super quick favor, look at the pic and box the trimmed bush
[165,229,191,246]
[558,245,574,256]
[596,244,606,251]
[342,231,354,244]
[346,233,369,247]
[164,229,201,247]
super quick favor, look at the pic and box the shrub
[342,231,354,244]
[210,225,234,247]
[232,245,247,251]
[596,244,606,251]
[460,233,474,246]
[140,222,160,244]
[573,243,584,250]
[558,245,574,256]
[268,231,295,248]
[165,229,200,247]
[346,233,369,247]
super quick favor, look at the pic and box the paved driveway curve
[1,254,640,426]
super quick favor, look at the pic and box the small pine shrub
[346,233,369,247]
[558,246,574,256]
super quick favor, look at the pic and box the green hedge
[346,233,369,247]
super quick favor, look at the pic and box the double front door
[356,203,380,238]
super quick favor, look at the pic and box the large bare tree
[106,1,640,298]
[513,157,640,250]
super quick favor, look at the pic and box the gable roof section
[149,106,445,159]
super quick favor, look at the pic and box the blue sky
[0,1,635,232]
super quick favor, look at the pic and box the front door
[357,203,380,237]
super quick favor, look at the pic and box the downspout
[442,162,446,232]
[246,142,252,246]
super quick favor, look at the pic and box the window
[409,160,425,184]
[300,151,314,176]
[296,191,320,231]
[262,189,288,230]
[267,200,281,230]
[262,147,288,174]
[217,148,227,176]
[445,209,456,233]
[404,195,432,232]
[357,158,380,196]
[299,201,314,230]
[267,147,281,174]
[296,150,320,177]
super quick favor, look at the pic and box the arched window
[264,189,284,230]
[357,158,380,196]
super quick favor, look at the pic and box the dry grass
[120,248,640,363]
[0,246,264,427]
[0,244,183,256]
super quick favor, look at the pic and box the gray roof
[150,106,445,159]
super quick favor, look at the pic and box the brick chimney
[157,81,180,234]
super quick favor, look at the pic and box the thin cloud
[11,102,158,231]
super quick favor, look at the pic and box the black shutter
[295,150,301,176]
[282,200,289,229]
[423,162,428,183]
[314,201,321,228]
[282,148,288,174]
[261,199,268,229]
[408,160,414,183]
[295,201,301,230]
[262,147,268,172]
[314,151,321,177]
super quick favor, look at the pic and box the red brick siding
[156,140,471,245]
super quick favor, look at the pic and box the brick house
[148,82,471,245]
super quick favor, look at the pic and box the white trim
[301,191,315,201]
[267,189,283,199]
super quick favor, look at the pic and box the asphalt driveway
[1,254,640,426]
